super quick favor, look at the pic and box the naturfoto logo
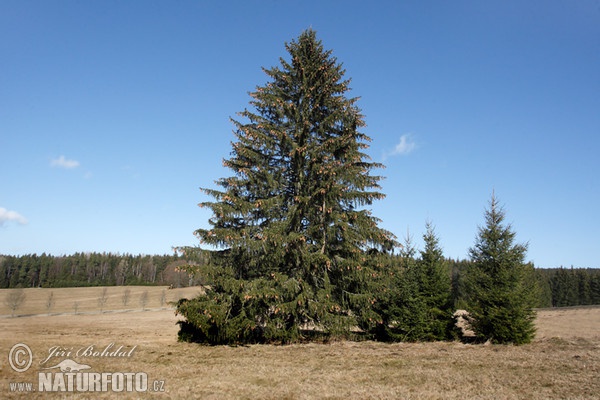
[42,359,91,372]
[8,342,165,394]
[38,370,149,393]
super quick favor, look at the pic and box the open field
[0,286,204,316]
[1,287,599,399]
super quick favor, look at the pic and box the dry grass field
[1,287,599,399]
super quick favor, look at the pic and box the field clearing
[0,286,204,316]
[1,287,599,399]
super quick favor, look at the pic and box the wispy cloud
[0,207,28,226]
[51,155,80,169]
[392,134,417,155]
[383,134,417,160]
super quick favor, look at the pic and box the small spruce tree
[464,193,537,344]
[370,234,427,342]
[416,221,455,340]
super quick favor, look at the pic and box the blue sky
[1,1,599,268]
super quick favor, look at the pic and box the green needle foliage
[370,234,427,342]
[416,222,456,340]
[464,193,538,344]
[177,29,395,344]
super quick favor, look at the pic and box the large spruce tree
[177,29,395,344]
[464,194,538,344]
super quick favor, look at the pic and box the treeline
[537,267,600,307]
[449,261,600,309]
[2,253,599,309]
[0,253,203,288]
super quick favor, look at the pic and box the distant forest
[449,260,600,309]
[0,253,203,289]
[1,252,598,309]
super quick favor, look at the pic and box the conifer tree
[591,274,600,304]
[370,234,427,342]
[177,29,395,344]
[464,194,538,344]
[416,221,455,340]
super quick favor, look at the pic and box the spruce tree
[591,273,600,304]
[177,29,395,344]
[464,194,538,344]
[370,234,428,342]
[416,221,455,340]
[550,267,577,307]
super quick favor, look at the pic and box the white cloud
[0,207,28,226]
[383,134,417,160]
[392,134,417,155]
[51,155,80,169]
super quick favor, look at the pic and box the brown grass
[1,287,599,399]
[0,286,203,316]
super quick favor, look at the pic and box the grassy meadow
[1,286,599,399]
